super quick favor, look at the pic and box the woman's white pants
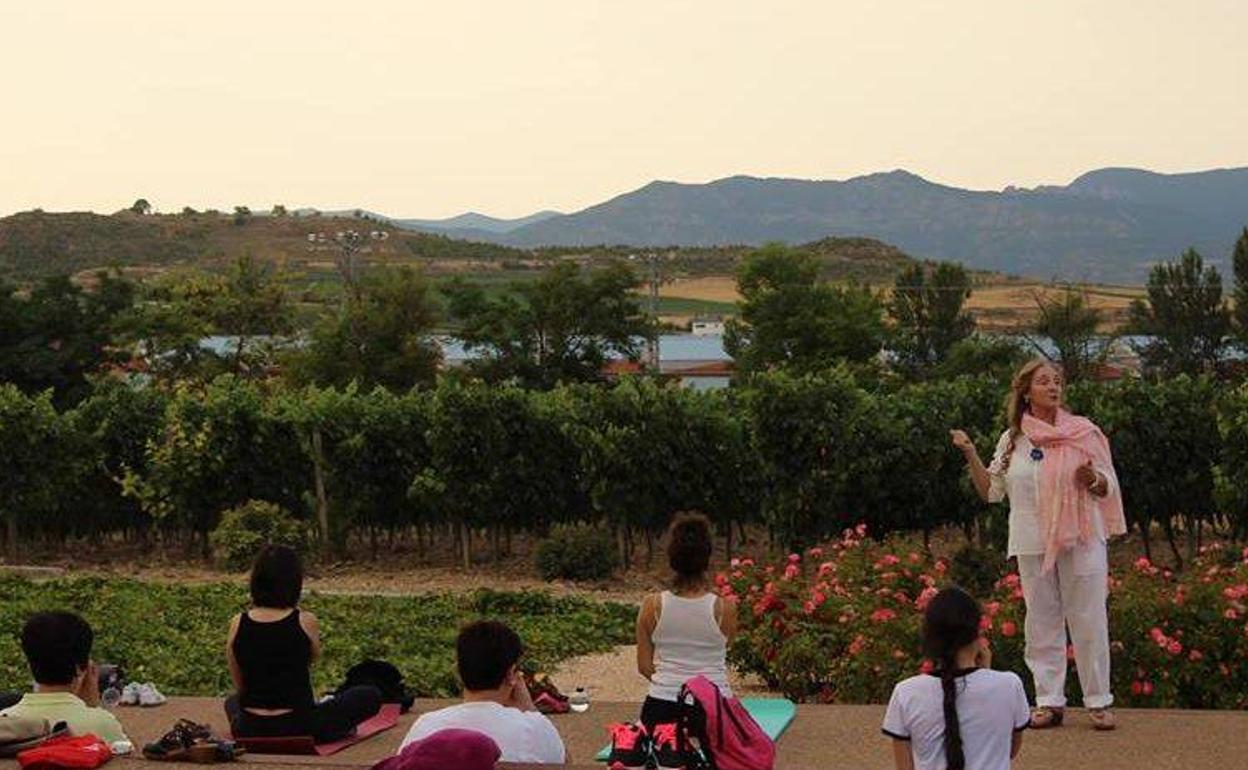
[1016,541,1114,709]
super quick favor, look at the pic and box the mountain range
[401,167,1248,283]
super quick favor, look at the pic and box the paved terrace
[16,698,1242,770]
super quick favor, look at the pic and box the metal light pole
[629,252,661,371]
[305,228,389,301]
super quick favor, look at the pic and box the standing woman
[225,545,382,742]
[950,359,1125,731]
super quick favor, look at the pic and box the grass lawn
[0,577,634,698]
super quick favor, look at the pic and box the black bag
[333,660,415,713]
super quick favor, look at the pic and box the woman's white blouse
[987,429,1115,558]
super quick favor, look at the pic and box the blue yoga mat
[595,697,796,761]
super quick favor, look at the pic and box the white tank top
[647,590,732,701]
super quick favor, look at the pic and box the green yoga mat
[595,698,796,761]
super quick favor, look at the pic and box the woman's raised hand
[950,429,975,455]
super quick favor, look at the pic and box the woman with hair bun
[882,587,1030,770]
[635,512,737,731]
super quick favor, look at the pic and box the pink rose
[1001,621,1018,638]
[870,608,897,624]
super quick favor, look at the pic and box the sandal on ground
[1088,707,1116,731]
[1029,706,1065,729]
[143,720,244,763]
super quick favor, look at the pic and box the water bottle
[98,664,122,709]
[569,686,590,713]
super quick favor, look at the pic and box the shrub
[210,500,308,571]
[535,522,619,582]
[723,526,1248,708]
[948,542,1006,598]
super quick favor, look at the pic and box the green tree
[233,206,252,226]
[122,377,309,553]
[725,244,886,375]
[181,206,197,216]
[272,204,288,217]
[1031,287,1106,382]
[0,271,136,404]
[1233,227,1248,350]
[288,267,442,391]
[215,254,293,376]
[130,199,152,215]
[446,261,648,388]
[935,335,1028,381]
[0,386,67,559]
[888,261,974,375]
[116,271,228,382]
[1128,249,1231,376]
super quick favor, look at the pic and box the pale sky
[3,1,1246,219]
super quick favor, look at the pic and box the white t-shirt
[987,429,1115,558]
[398,701,566,765]
[883,669,1030,770]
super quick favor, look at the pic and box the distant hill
[453,167,1248,283]
[0,210,524,282]
[0,210,920,286]
[398,210,562,235]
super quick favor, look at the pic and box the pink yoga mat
[234,703,402,756]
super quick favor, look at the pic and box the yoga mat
[595,698,796,761]
[234,703,402,756]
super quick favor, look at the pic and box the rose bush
[722,526,1248,709]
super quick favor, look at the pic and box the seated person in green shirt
[0,612,128,744]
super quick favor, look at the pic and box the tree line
[1,369,1246,566]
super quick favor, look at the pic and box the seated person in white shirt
[398,621,566,765]
[882,587,1030,770]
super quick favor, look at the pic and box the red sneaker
[533,691,570,714]
[652,722,689,770]
[606,722,650,770]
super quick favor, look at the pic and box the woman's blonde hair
[1000,358,1064,472]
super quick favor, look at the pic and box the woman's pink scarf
[1022,409,1126,572]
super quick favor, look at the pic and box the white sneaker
[137,683,167,707]
[120,683,141,706]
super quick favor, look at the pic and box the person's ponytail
[922,587,980,770]
[940,653,966,770]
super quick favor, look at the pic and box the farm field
[657,275,1148,330]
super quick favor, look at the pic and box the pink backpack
[676,676,775,770]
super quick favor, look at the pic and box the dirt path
[550,644,773,703]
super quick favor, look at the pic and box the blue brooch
[1030,447,1045,461]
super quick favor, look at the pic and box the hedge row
[1,372,1246,562]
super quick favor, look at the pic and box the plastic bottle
[569,686,590,713]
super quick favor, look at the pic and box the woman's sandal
[1088,707,1117,731]
[143,720,246,763]
[1030,706,1065,729]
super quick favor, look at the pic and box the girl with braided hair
[882,587,1030,770]
[951,359,1125,731]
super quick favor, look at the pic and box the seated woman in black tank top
[224,546,381,743]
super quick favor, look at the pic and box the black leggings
[639,696,695,732]
[225,686,382,743]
